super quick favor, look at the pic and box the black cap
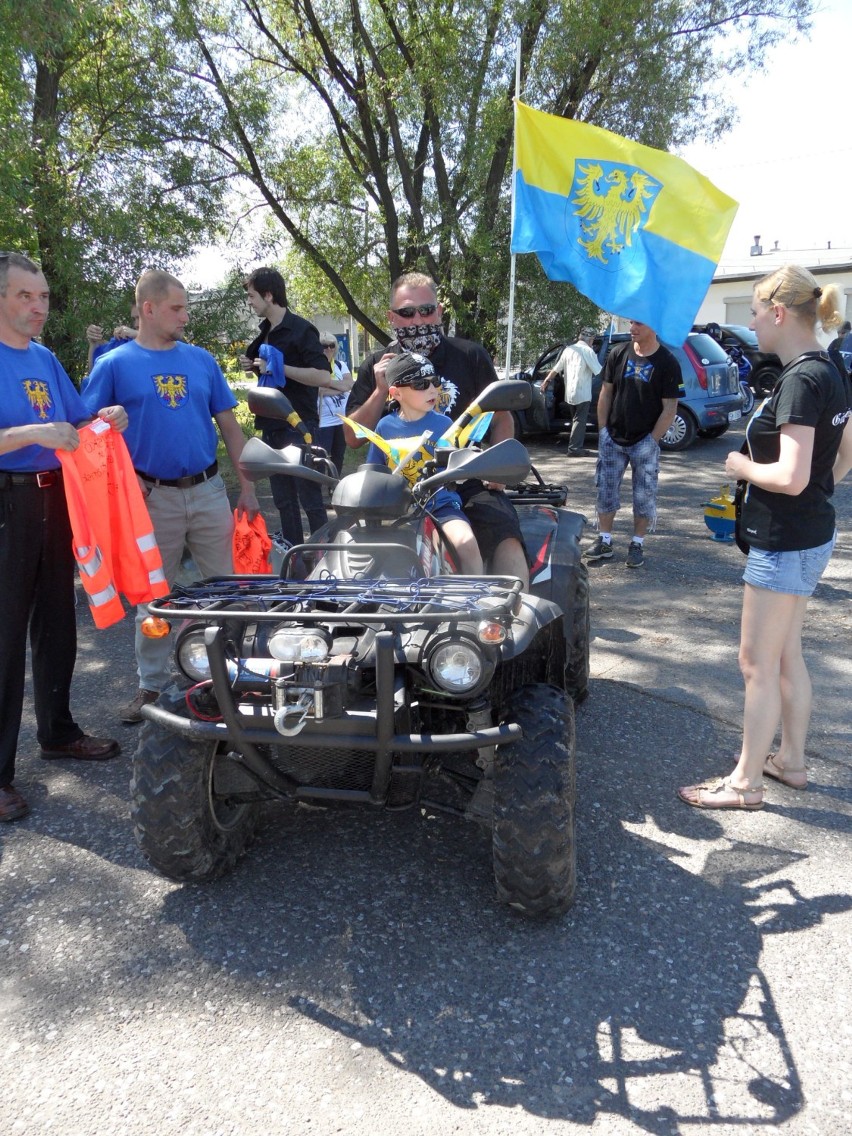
[385,352,436,387]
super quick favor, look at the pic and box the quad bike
[130,380,590,917]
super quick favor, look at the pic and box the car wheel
[660,409,697,452]
[751,367,779,397]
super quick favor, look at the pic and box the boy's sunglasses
[394,376,442,391]
[390,303,438,319]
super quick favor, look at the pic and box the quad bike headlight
[176,628,212,681]
[267,626,331,663]
[427,640,484,693]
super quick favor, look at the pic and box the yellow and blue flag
[511,101,737,344]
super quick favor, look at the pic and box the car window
[532,344,564,381]
[723,324,759,348]
[688,333,731,365]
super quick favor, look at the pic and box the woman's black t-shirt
[741,352,849,551]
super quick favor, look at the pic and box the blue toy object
[703,485,736,542]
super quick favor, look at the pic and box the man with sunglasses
[344,272,528,584]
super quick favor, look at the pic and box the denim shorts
[742,533,836,596]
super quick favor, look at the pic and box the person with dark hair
[679,265,852,810]
[343,271,529,586]
[239,267,338,543]
[0,252,126,822]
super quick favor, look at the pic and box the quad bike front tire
[492,683,576,916]
[131,685,261,881]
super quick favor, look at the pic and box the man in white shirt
[541,327,602,455]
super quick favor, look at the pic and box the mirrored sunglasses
[390,303,438,319]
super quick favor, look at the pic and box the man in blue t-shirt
[0,253,127,822]
[85,269,259,723]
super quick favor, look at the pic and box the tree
[159,0,812,360]
[0,0,231,378]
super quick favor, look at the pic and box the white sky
[678,0,852,269]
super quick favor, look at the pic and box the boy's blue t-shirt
[83,340,237,479]
[0,341,90,472]
[366,408,463,514]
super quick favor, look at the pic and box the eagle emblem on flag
[571,161,662,265]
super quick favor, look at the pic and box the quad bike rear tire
[131,685,261,881]
[492,683,576,916]
[565,563,590,703]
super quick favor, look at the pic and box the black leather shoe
[39,734,120,761]
[0,784,30,822]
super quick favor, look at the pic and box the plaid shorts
[595,428,660,521]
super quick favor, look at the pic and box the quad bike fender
[498,593,565,661]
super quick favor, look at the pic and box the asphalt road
[2,420,850,1136]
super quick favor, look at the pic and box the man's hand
[238,353,257,374]
[86,324,105,345]
[97,405,129,433]
[48,422,82,452]
[372,351,397,396]
[235,487,261,521]
[113,324,138,341]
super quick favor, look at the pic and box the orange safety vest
[58,420,169,628]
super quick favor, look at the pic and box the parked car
[693,323,782,396]
[512,331,743,452]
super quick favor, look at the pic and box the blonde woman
[679,265,852,810]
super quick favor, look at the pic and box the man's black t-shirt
[347,335,499,420]
[602,340,681,446]
[741,352,849,551]
[246,310,330,429]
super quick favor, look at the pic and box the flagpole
[503,38,522,379]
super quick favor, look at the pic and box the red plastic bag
[232,510,273,574]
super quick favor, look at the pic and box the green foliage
[0,0,815,375]
[0,0,230,378]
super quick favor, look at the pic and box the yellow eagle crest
[23,380,54,420]
[572,162,660,264]
[154,373,188,409]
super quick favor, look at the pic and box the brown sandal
[678,776,764,811]
[763,753,807,790]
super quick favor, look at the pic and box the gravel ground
[2,418,850,1136]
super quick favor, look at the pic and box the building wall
[694,258,852,344]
